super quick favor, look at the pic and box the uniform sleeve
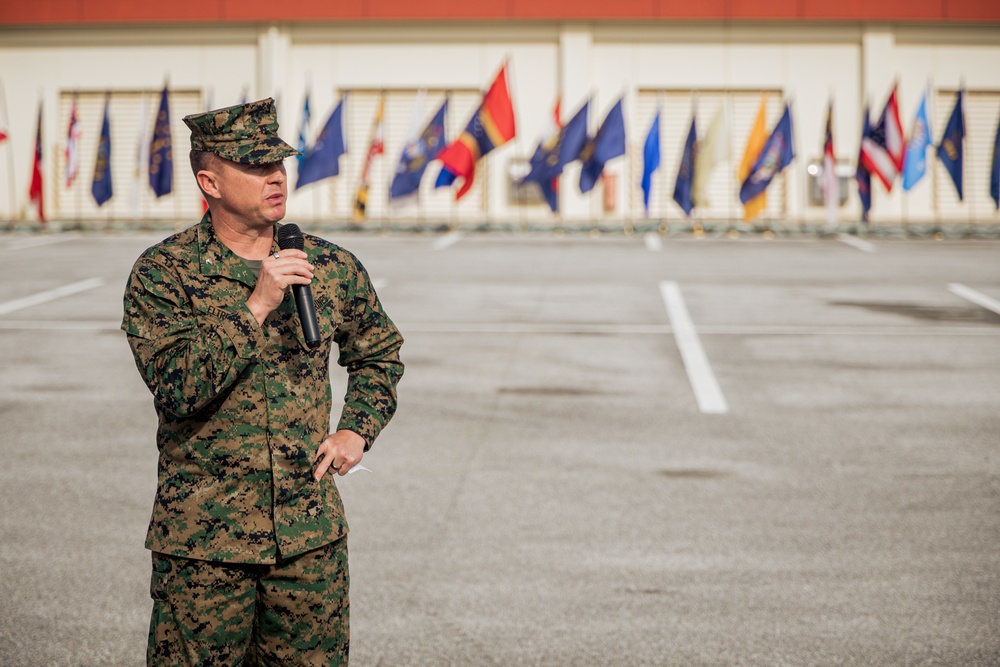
[333,255,404,449]
[121,254,269,418]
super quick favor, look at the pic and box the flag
[434,165,458,189]
[860,83,905,191]
[390,97,448,200]
[936,89,965,200]
[692,102,727,209]
[579,97,626,194]
[673,115,697,216]
[740,103,795,204]
[739,95,769,221]
[437,62,516,200]
[353,95,386,222]
[991,113,1000,209]
[149,86,173,198]
[855,105,873,224]
[28,102,44,222]
[130,93,150,218]
[902,88,932,191]
[520,98,589,211]
[640,111,660,214]
[91,94,113,207]
[535,97,562,213]
[297,95,347,189]
[821,100,838,226]
[296,91,311,170]
[65,93,81,188]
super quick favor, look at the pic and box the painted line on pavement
[432,231,463,251]
[644,233,663,252]
[658,281,729,414]
[948,283,1000,317]
[4,236,75,251]
[0,278,105,316]
[838,234,876,253]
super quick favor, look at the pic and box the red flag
[437,62,516,200]
[28,104,44,222]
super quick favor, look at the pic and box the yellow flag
[738,95,768,222]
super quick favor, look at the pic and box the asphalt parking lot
[0,228,998,666]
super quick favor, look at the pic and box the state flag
[740,103,795,204]
[91,94,113,207]
[936,89,965,200]
[579,97,626,194]
[148,86,173,198]
[673,115,696,217]
[297,95,347,189]
[390,97,448,200]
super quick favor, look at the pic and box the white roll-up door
[632,89,785,224]
[56,89,205,224]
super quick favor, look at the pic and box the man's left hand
[314,430,366,479]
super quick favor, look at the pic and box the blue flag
[297,96,347,189]
[855,106,872,223]
[521,99,590,189]
[149,86,173,198]
[435,165,458,189]
[673,115,697,216]
[296,92,311,170]
[991,114,1000,209]
[740,103,795,204]
[91,94,113,207]
[641,112,660,214]
[936,90,965,200]
[391,98,448,200]
[902,90,932,191]
[579,98,626,194]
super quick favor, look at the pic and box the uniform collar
[197,212,281,288]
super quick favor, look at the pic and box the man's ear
[197,169,221,200]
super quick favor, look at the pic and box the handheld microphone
[277,223,321,348]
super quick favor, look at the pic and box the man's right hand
[246,249,314,325]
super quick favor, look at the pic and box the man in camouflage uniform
[121,97,404,666]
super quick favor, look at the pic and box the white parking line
[432,231,463,251]
[948,283,1000,316]
[658,281,729,414]
[838,234,876,253]
[643,233,663,252]
[0,278,105,316]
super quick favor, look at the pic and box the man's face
[213,158,288,228]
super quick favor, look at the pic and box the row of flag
[288,70,1000,222]
[855,84,970,223]
[17,86,173,222]
[10,70,1000,223]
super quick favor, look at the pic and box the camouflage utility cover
[122,214,403,564]
[183,97,300,165]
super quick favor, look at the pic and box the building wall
[1,21,998,227]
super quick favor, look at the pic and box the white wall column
[559,25,592,221]
[257,25,292,122]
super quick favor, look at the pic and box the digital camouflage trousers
[147,539,349,666]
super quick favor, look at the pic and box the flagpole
[0,80,15,228]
